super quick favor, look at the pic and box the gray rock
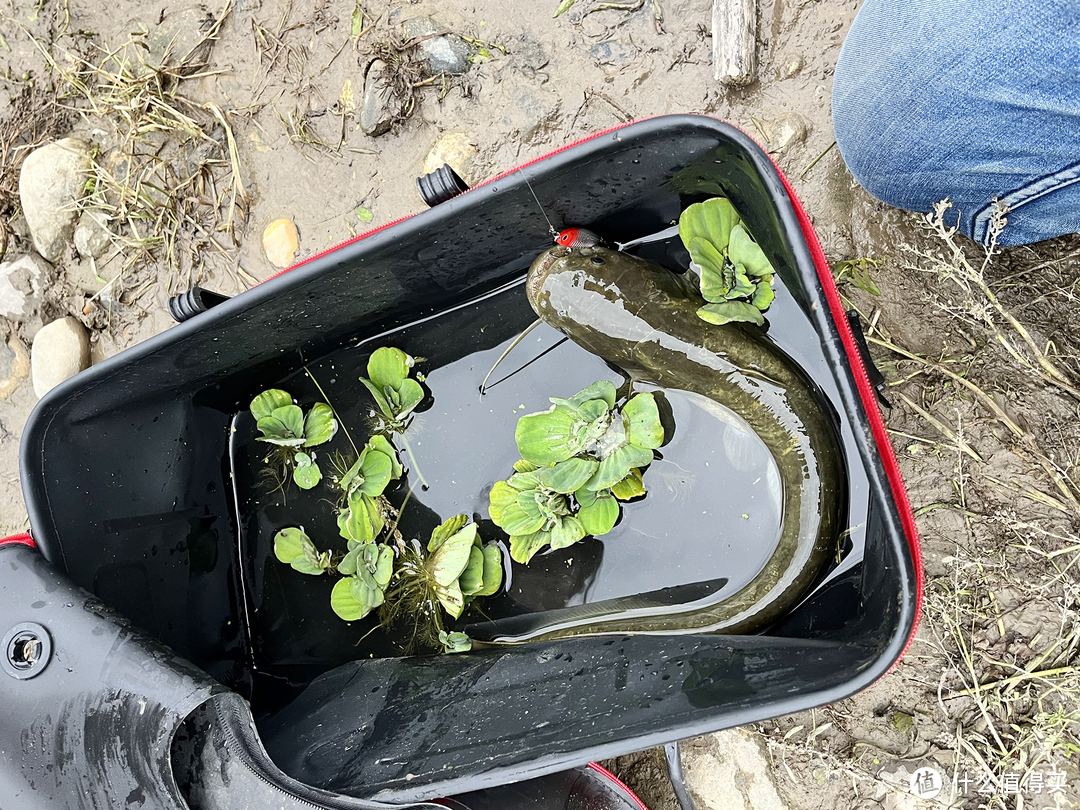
[0,254,56,321]
[400,16,472,75]
[73,210,112,259]
[360,59,397,137]
[19,138,93,263]
[31,316,91,398]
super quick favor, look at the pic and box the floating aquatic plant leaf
[250,389,293,421]
[293,452,322,489]
[331,544,394,621]
[725,267,756,300]
[429,520,477,588]
[504,492,548,536]
[367,347,411,391]
[337,490,383,544]
[689,236,730,303]
[513,458,539,474]
[476,544,504,597]
[515,404,583,465]
[611,467,646,500]
[679,197,741,255]
[576,487,620,535]
[429,513,470,552]
[458,545,485,596]
[586,443,654,491]
[697,300,765,326]
[359,377,393,417]
[274,526,310,564]
[623,393,664,450]
[331,576,375,620]
[367,434,403,479]
[361,347,426,423]
[727,223,774,277]
[273,527,331,575]
[535,456,599,494]
[751,274,775,310]
[549,515,586,550]
[555,380,617,411]
[440,630,472,653]
[339,438,399,498]
[257,404,306,447]
[510,529,550,564]
[302,403,338,447]
[395,377,425,419]
[488,480,527,528]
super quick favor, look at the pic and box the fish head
[526,244,627,318]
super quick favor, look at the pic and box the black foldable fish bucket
[5,114,921,804]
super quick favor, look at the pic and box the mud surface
[2,1,1078,808]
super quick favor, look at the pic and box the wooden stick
[712,0,756,86]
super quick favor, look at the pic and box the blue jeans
[832,0,1080,246]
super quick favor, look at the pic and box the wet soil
[1,1,1077,808]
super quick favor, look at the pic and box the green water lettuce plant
[491,381,664,563]
[380,515,503,653]
[360,347,425,424]
[335,435,403,545]
[273,526,333,575]
[679,197,777,326]
[271,525,395,621]
[331,542,395,621]
[250,389,338,489]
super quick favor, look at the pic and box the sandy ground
[1,0,1078,808]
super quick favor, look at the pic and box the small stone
[360,59,397,137]
[762,112,811,151]
[0,333,30,400]
[31,317,91,398]
[783,57,804,78]
[73,210,112,259]
[0,254,56,321]
[19,138,94,263]
[263,218,299,268]
[400,16,471,75]
[423,133,478,185]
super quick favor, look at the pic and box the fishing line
[522,171,558,240]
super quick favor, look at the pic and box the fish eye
[590,256,604,265]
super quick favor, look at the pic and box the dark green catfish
[491,244,845,642]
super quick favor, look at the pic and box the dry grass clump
[17,2,253,294]
[781,200,1080,808]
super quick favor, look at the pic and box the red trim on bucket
[770,164,924,673]
[587,763,651,810]
[0,531,35,549]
